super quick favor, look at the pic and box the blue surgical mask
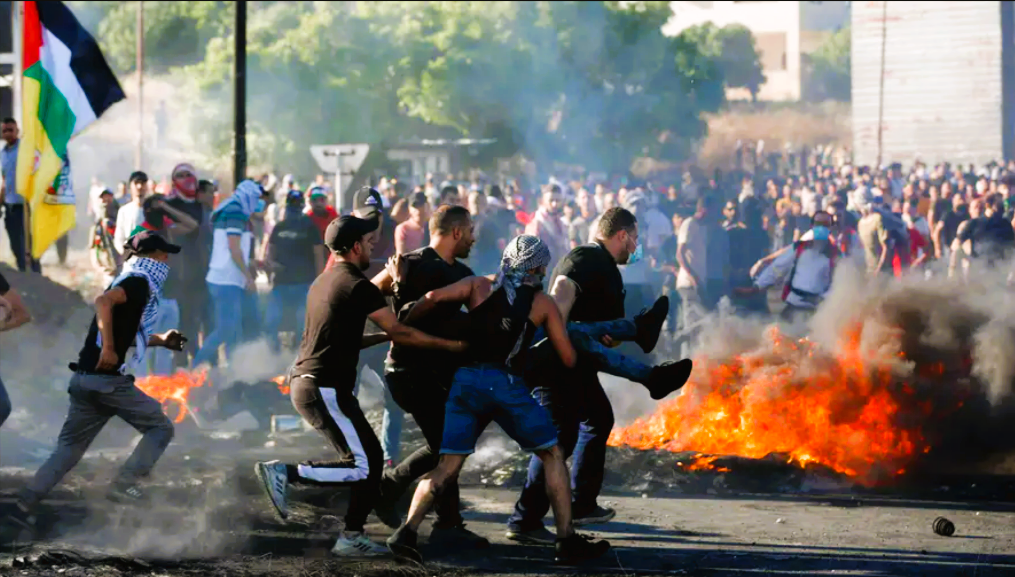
[627,243,644,265]
[812,225,830,241]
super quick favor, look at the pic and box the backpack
[781,240,838,303]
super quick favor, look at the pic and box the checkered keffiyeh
[493,234,551,304]
[98,257,169,374]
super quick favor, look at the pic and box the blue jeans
[441,365,558,455]
[137,299,180,377]
[192,283,245,367]
[263,283,310,353]
[526,319,652,383]
[0,373,11,428]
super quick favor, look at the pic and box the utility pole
[135,1,144,169]
[876,0,888,169]
[233,0,247,187]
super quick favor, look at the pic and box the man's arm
[362,333,392,349]
[548,275,578,324]
[532,292,577,368]
[159,200,199,234]
[0,289,31,331]
[368,307,466,352]
[371,268,395,295]
[403,276,476,326]
[228,234,255,289]
[94,287,129,370]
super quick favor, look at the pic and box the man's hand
[245,273,257,292]
[386,254,407,285]
[157,330,188,351]
[600,335,619,348]
[97,345,119,371]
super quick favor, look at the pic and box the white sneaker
[254,460,289,521]
[331,531,389,557]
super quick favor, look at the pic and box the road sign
[309,144,370,175]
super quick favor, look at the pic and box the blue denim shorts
[440,365,558,455]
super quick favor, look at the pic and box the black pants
[4,203,40,273]
[288,376,383,533]
[380,366,462,527]
[507,366,614,531]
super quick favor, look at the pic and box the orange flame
[678,454,732,473]
[609,325,943,486]
[135,370,208,424]
[272,375,290,396]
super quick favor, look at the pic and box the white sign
[310,144,370,175]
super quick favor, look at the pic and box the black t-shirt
[0,270,9,296]
[164,198,207,300]
[294,262,387,389]
[76,276,150,375]
[553,242,625,323]
[387,246,474,371]
[268,213,321,285]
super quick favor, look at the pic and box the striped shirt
[1,140,22,205]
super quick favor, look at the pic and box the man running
[366,205,487,547]
[2,232,187,538]
[0,268,32,429]
[385,235,610,564]
[254,215,468,557]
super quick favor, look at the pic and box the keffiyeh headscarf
[493,235,551,305]
[98,257,169,374]
[213,179,263,219]
[167,163,198,201]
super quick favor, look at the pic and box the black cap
[123,230,181,259]
[353,187,383,220]
[325,215,379,254]
[410,191,428,208]
[286,189,304,206]
[129,170,149,185]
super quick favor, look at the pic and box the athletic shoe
[430,522,490,548]
[107,483,146,503]
[634,296,670,354]
[647,359,693,400]
[0,502,36,541]
[372,498,402,529]
[386,525,423,563]
[573,504,616,526]
[555,533,611,564]
[254,460,289,521]
[505,526,557,545]
[331,531,389,557]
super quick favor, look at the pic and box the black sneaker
[634,296,670,354]
[506,526,557,545]
[386,525,423,564]
[107,483,146,504]
[0,502,37,541]
[372,498,402,530]
[647,359,693,400]
[555,533,611,564]
[430,522,490,549]
[573,504,616,526]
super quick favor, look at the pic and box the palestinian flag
[17,1,125,259]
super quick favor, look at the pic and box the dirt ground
[2,427,1014,577]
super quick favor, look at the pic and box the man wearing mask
[526,184,569,275]
[743,211,838,323]
[164,163,208,370]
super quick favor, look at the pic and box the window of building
[754,32,788,71]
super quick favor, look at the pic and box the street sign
[310,144,370,175]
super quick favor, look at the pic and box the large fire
[272,375,289,396]
[608,325,960,486]
[135,370,209,424]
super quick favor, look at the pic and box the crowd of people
[4,112,1015,563]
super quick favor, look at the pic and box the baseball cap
[353,186,383,220]
[129,170,149,185]
[123,230,181,259]
[410,192,428,208]
[286,189,304,206]
[324,214,379,254]
[308,185,327,199]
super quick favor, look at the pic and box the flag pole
[136,1,144,169]
[15,1,32,271]
[233,0,246,188]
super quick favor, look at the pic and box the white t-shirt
[206,205,254,288]
[113,202,144,254]
[676,217,707,289]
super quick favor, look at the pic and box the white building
[663,1,850,101]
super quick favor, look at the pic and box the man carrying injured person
[385,235,611,564]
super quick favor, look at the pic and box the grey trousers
[19,372,175,507]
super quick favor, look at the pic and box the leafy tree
[804,26,850,102]
[677,22,766,102]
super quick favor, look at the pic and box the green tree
[677,22,766,101]
[805,25,850,102]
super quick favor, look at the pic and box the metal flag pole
[233,0,246,188]
[15,1,32,271]
[136,1,144,169]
